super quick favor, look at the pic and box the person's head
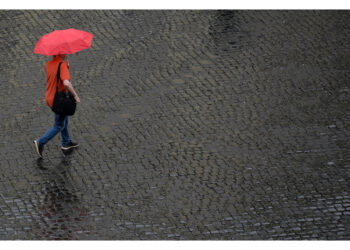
[53,54,67,60]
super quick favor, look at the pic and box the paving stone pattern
[0,10,350,240]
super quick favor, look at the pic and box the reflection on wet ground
[31,154,89,239]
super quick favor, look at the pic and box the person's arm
[63,80,80,103]
[64,58,69,68]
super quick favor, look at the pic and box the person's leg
[61,115,71,147]
[61,115,79,150]
[37,114,65,146]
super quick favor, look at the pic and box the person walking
[33,54,80,158]
[33,28,93,158]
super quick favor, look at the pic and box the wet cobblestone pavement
[0,10,350,240]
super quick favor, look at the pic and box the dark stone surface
[0,10,350,240]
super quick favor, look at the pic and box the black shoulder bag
[52,62,77,116]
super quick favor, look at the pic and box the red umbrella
[34,28,93,56]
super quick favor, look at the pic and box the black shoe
[34,140,44,158]
[61,141,79,150]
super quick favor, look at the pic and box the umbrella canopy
[34,28,93,56]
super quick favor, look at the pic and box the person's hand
[74,95,80,104]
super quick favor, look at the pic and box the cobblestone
[0,10,350,239]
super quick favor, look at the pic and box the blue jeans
[37,113,71,147]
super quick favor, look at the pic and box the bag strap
[56,62,63,92]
